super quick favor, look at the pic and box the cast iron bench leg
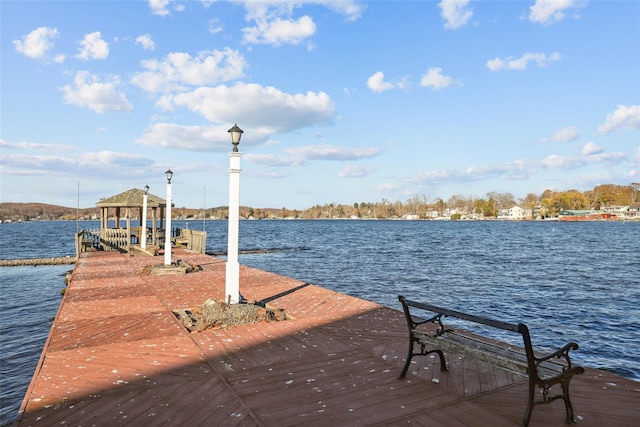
[398,344,413,379]
[522,380,536,427]
[398,342,447,379]
[562,376,577,424]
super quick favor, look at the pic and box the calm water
[0,220,638,425]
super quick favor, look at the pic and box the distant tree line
[1,183,638,222]
[291,183,638,220]
[0,203,98,222]
[187,183,640,220]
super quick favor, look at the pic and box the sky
[1,0,639,210]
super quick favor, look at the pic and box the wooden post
[152,208,157,248]
[126,207,131,253]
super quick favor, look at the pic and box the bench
[397,295,585,427]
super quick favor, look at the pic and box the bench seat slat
[413,330,529,376]
[413,330,566,380]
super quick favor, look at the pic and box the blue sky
[1,0,639,210]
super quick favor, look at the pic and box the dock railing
[174,228,207,254]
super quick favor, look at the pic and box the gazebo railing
[77,227,180,254]
[103,228,129,251]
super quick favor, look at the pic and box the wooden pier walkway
[16,249,639,426]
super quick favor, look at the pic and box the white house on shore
[497,205,528,220]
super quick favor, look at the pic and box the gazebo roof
[96,188,167,208]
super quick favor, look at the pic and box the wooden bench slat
[402,297,521,332]
[414,330,529,375]
[413,330,567,380]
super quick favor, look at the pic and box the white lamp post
[225,124,243,304]
[141,185,149,250]
[164,169,173,266]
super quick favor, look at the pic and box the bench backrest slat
[399,296,521,333]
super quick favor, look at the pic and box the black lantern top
[165,169,173,184]
[228,124,244,152]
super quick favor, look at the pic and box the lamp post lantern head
[165,169,173,184]
[228,124,243,152]
[144,185,149,194]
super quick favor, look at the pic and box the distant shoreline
[1,217,638,223]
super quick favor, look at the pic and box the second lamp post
[226,124,243,304]
[164,169,173,266]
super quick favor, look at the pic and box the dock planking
[16,249,639,426]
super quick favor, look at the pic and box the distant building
[558,210,616,221]
[601,205,639,219]
[497,205,526,220]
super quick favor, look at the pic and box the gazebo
[95,188,170,253]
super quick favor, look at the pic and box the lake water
[0,219,638,425]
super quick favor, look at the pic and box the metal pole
[141,192,148,250]
[76,181,80,233]
[164,180,172,266]
[225,152,241,303]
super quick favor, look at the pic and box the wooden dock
[16,249,639,426]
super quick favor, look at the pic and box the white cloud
[240,1,363,46]
[245,145,380,168]
[149,0,170,16]
[136,123,237,151]
[61,71,133,114]
[463,160,531,181]
[540,155,570,171]
[245,153,303,167]
[285,144,381,161]
[420,67,454,89]
[583,151,627,164]
[582,142,603,156]
[367,71,395,93]
[412,147,627,187]
[243,15,317,46]
[13,27,59,59]
[597,105,640,134]
[529,0,585,26]
[163,82,335,134]
[539,150,626,170]
[541,126,579,143]
[76,32,109,60]
[242,2,317,46]
[438,0,473,29]
[135,34,156,51]
[131,48,246,93]
[136,122,272,152]
[320,0,364,22]
[0,140,72,151]
[81,151,153,168]
[338,164,376,177]
[486,52,561,71]
[208,18,223,35]
[1,151,152,178]
[343,87,356,96]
